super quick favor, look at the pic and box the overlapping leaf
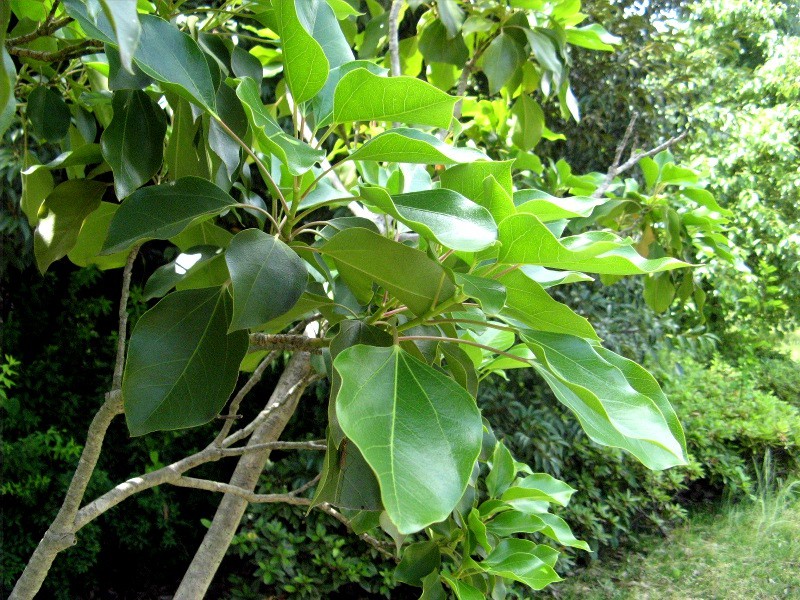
[348,128,485,164]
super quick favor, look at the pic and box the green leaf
[468,508,492,552]
[481,539,561,590]
[525,29,563,80]
[501,473,577,507]
[420,571,447,600]
[310,60,387,128]
[123,287,248,435]
[142,246,223,300]
[170,220,233,250]
[644,272,676,314]
[441,574,484,600]
[102,177,238,253]
[27,86,71,141]
[514,189,608,222]
[360,187,497,252]
[325,0,362,19]
[164,95,208,181]
[438,0,465,37]
[107,44,153,90]
[333,68,457,129]
[225,229,307,331]
[536,512,591,550]
[524,331,687,469]
[320,228,456,315]
[274,0,329,103]
[566,24,620,51]
[439,161,514,214]
[34,180,106,273]
[498,269,598,340]
[485,510,547,536]
[511,95,544,151]
[498,213,689,275]
[348,128,485,164]
[68,202,131,270]
[297,0,354,69]
[20,155,54,227]
[237,77,325,175]
[22,144,105,174]
[454,273,505,315]
[481,33,525,94]
[312,434,384,510]
[334,345,483,534]
[101,90,167,199]
[97,0,141,72]
[419,19,468,67]
[64,2,216,110]
[486,441,516,498]
[395,541,441,587]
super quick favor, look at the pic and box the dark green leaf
[312,434,384,510]
[107,44,153,90]
[97,0,141,72]
[334,345,483,533]
[27,86,71,141]
[123,287,248,435]
[101,90,167,199]
[419,19,468,67]
[102,177,238,253]
[481,33,525,94]
[395,541,441,586]
[225,229,307,331]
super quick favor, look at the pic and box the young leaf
[102,177,238,253]
[225,229,307,331]
[480,539,562,590]
[500,473,577,506]
[334,345,483,534]
[101,90,167,199]
[514,189,608,222]
[348,128,485,164]
[498,213,690,274]
[359,187,497,252]
[123,287,248,436]
[333,68,457,128]
[274,0,329,103]
[524,331,687,469]
[320,228,456,315]
[34,180,106,273]
[486,441,516,498]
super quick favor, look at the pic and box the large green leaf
[123,287,248,436]
[333,68,457,128]
[296,0,353,69]
[524,331,687,469]
[236,77,325,175]
[481,32,525,94]
[64,2,216,110]
[34,180,106,273]
[514,190,608,222]
[439,161,514,213]
[419,19,468,67]
[225,229,307,331]
[319,228,456,315]
[348,128,485,164]
[96,0,141,73]
[480,539,561,590]
[274,0,329,104]
[102,177,238,253]
[312,434,384,510]
[101,90,167,199]
[310,60,387,128]
[334,345,483,534]
[27,86,71,141]
[498,269,598,340]
[498,213,689,275]
[359,187,497,252]
[68,202,131,270]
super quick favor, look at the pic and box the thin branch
[170,477,313,506]
[248,333,327,353]
[112,246,140,390]
[214,350,280,445]
[316,504,396,560]
[388,0,403,78]
[8,40,103,62]
[6,12,73,47]
[218,440,326,456]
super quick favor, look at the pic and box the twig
[218,441,326,455]
[170,477,313,506]
[388,0,403,78]
[8,40,103,62]
[316,504,396,560]
[248,333,327,353]
[5,8,72,47]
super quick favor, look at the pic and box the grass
[549,481,800,600]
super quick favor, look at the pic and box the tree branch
[7,40,103,63]
[5,7,72,47]
[248,333,327,353]
[170,477,314,506]
[218,440,326,455]
[388,0,403,78]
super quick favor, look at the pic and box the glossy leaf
[498,269,598,340]
[481,539,561,590]
[454,273,506,315]
[97,0,141,72]
[102,177,238,253]
[237,77,325,175]
[312,435,384,510]
[225,229,307,331]
[101,90,167,199]
[486,441,516,498]
[441,574,484,600]
[310,60,387,128]
[514,189,608,222]
[501,473,577,506]
[123,287,248,435]
[395,541,441,586]
[511,95,544,151]
[498,213,690,274]
[320,228,456,315]
[34,180,106,273]
[348,128,485,164]
[360,187,497,252]
[275,0,329,103]
[27,86,71,141]
[333,68,457,128]
[439,161,514,215]
[334,345,483,534]
[297,0,354,69]
[524,331,687,469]
[142,246,222,300]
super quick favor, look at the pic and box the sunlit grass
[549,480,800,600]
